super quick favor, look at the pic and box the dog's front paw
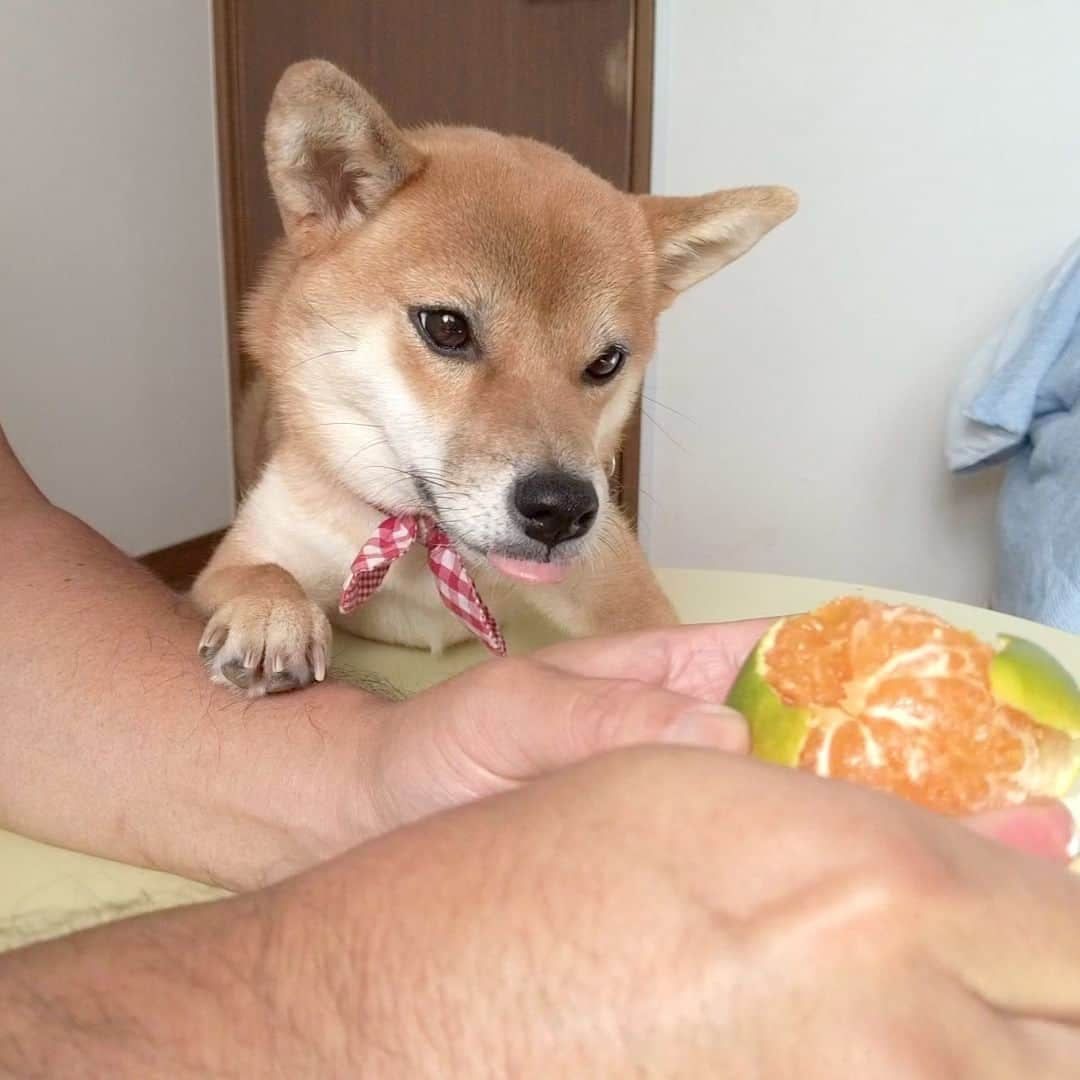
[198,595,332,696]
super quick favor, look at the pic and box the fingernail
[663,704,749,753]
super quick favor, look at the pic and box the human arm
[1,747,1078,1077]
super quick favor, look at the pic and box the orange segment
[763,598,1064,815]
[766,596,873,707]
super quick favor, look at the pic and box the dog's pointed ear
[264,60,424,252]
[638,186,798,304]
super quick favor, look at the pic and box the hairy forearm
[0,877,389,1078]
[0,891,278,1078]
[0,497,385,890]
[0,820,460,1078]
[0,778,553,1080]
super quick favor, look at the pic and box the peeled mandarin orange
[726,596,1080,816]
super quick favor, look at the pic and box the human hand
[360,620,1074,865]
[360,621,764,830]
[10,746,1077,1076]
[297,746,1080,1077]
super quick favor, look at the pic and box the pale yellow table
[3,570,1078,951]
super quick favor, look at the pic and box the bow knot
[339,514,506,656]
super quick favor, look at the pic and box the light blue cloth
[945,238,1080,632]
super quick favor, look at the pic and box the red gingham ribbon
[339,515,506,656]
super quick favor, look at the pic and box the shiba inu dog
[192,59,796,695]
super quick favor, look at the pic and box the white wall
[643,0,1080,604]
[0,0,232,555]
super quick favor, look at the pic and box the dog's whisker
[641,393,696,424]
[358,463,476,504]
[285,346,356,374]
[337,437,394,474]
[641,409,689,455]
[303,420,384,430]
[299,290,358,341]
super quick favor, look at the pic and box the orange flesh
[765,597,1070,815]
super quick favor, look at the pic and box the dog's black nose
[513,470,599,548]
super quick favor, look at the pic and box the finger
[961,801,1075,864]
[533,619,777,702]
[525,673,750,766]
[375,660,749,826]
[455,662,749,776]
[926,816,1080,1024]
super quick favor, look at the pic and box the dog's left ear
[264,59,425,253]
[639,186,797,306]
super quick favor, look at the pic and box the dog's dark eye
[415,309,472,354]
[584,346,626,384]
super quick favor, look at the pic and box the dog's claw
[221,658,255,689]
[311,643,327,682]
[198,625,227,661]
[267,671,301,694]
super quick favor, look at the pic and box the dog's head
[248,60,796,582]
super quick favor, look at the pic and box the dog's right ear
[639,186,798,308]
[264,60,424,253]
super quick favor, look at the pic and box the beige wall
[643,0,1080,603]
[0,0,232,555]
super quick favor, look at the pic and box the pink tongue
[488,554,568,584]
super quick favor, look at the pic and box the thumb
[511,663,750,775]
[373,658,748,830]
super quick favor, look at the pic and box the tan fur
[192,59,796,695]
[233,375,276,494]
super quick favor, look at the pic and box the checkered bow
[339,514,506,656]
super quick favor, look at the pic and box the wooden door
[214,0,652,520]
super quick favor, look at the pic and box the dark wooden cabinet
[213,0,651,520]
